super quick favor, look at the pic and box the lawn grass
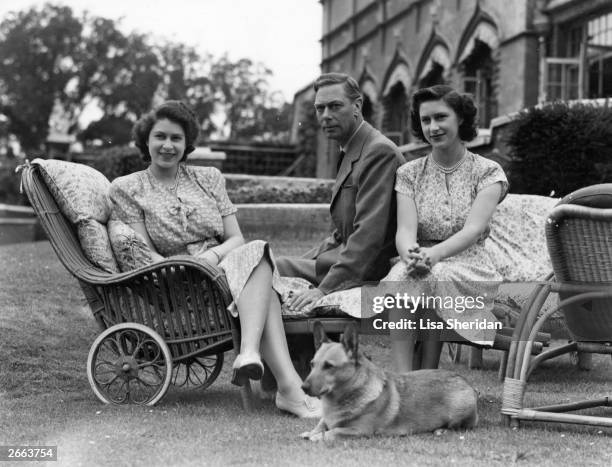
[1,241,611,467]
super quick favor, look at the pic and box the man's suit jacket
[305,121,405,294]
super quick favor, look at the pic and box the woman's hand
[400,244,441,277]
[151,251,166,263]
[286,288,324,313]
[400,243,420,265]
[198,250,220,267]
[418,247,441,269]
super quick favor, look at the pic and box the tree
[0,4,163,150]
[0,3,293,150]
[81,115,133,147]
[294,96,318,176]
[157,41,217,138]
[227,91,292,142]
[0,4,84,150]
[209,56,273,140]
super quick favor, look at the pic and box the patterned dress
[382,151,509,344]
[109,164,311,316]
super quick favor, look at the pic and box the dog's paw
[309,431,326,442]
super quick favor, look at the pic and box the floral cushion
[107,220,154,272]
[32,159,112,223]
[32,159,117,272]
[487,194,559,282]
[78,219,119,273]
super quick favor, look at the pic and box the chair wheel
[87,323,173,405]
[171,353,224,389]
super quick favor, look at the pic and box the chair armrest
[79,255,234,335]
[79,255,229,295]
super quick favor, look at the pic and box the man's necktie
[336,150,345,174]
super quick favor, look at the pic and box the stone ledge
[235,203,331,240]
[0,203,35,218]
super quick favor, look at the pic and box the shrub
[293,96,318,177]
[0,158,26,205]
[506,102,612,196]
[227,182,331,204]
[81,145,147,182]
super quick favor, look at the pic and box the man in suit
[277,72,405,311]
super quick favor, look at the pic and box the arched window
[382,82,409,145]
[419,62,445,88]
[460,39,496,127]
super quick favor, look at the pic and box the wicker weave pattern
[547,206,612,282]
[546,204,612,341]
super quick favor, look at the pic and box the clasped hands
[400,243,440,277]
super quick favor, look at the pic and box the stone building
[301,0,612,177]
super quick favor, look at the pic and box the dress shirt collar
[339,120,365,153]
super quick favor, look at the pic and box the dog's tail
[464,386,479,428]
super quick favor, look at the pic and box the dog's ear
[312,321,329,350]
[341,322,359,362]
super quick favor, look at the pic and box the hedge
[227,183,331,204]
[506,101,612,196]
[81,145,147,182]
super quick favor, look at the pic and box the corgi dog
[300,321,478,441]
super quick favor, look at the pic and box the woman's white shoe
[275,392,322,418]
[231,354,264,387]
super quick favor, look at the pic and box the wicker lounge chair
[20,162,241,406]
[502,184,612,429]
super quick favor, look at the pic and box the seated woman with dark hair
[109,100,320,418]
[385,85,508,371]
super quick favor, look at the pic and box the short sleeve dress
[382,151,509,344]
[109,164,311,316]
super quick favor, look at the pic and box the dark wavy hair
[410,85,478,142]
[132,100,200,162]
[314,73,362,102]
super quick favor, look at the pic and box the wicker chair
[20,162,245,406]
[502,184,612,429]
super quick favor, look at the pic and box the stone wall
[236,203,331,243]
